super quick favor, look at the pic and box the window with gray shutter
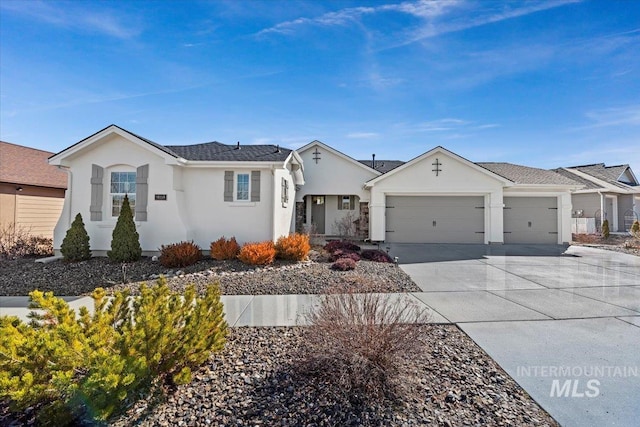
[136,164,149,221]
[338,195,355,210]
[251,171,260,202]
[90,164,104,221]
[224,171,233,201]
[281,177,289,204]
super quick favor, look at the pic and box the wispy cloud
[395,118,499,135]
[0,0,141,39]
[347,132,379,139]
[571,105,640,131]
[256,0,579,49]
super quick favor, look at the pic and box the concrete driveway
[391,243,640,427]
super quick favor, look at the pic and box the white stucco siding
[297,143,377,202]
[367,152,504,242]
[181,167,273,247]
[323,195,359,235]
[273,167,296,239]
[53,134,187,254]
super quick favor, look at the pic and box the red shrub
[159,241,202,268]
[330,249,361,262]
[324,240,361,254]
[210,236,241,260]
[238,241,276,266]
[360,249,393,263]
[331,257,357,271]
[275,233,311,261]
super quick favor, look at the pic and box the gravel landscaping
[572,234,640,257]
[106,326,557,427]
[0,255,419,296]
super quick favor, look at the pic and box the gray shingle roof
[567,163,634,189]
[357,160,405,173]
[166,142,291,162]
[551,168,603,190]
[477,162,580,185]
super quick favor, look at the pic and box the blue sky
[1,0,639,169]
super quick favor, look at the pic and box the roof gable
[565,163,638,191]
[365,146,512,187]
[49,125,293,166]
[297,140,382,176]
[48,125,179,166]
[0,141,67,188]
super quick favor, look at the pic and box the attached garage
[503,197,558,244]
[385,196,484,243]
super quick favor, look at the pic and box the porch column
[559,193,572,244]
[488,191,504,244]
[369,190,386,241]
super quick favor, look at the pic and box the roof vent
[372,153,376,169]
[275,144,281,153]
[235,141,240,150]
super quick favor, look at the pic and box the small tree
[60,213,91,262]
[108,195,142,262]
[602,219,610,239]
[631,220,640,239]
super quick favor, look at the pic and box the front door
[311,196,325,234]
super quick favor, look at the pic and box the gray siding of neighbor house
[571,193,601,218]
[618,194,636,231]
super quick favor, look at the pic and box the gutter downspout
[598,191,604,227]
[57,165,73,228]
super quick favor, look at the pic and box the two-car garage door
[386,196,484,243]
[385,195,559,244]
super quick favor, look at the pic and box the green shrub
[60,213,91,262]
[108,195,142,262]
[159,241,202,267]
[0,278,227,424]
[602,219,610,239]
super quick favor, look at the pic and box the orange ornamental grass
[210,236,241,260]
[275,233,311,261]
[238,241,276,265]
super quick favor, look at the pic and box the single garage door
[386,196,485,243]
[503,197,558,244]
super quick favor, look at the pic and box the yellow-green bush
[275,233,311,261]
[0,278,227,425]
[238,241,276,265]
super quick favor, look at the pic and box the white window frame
[235,173,250,202]
[110,170,136,218]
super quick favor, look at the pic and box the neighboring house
[48,125,304,255]
[297,142,581,245]
[553,164,640,232]
[0,141,67,238]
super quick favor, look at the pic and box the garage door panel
[386,196,484,243]
[504,197,557,244]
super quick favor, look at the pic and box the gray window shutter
[251,171,260,202]
[281,178,285,203]
[224,171,234,201]
[338,196,343,210]
[90,164,103,221]
[285,180,289,203]
[350,196,355,210]
[136,164,149,221]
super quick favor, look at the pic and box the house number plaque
[154,194,167,201]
